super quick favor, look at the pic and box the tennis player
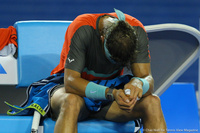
[50,9,167,133]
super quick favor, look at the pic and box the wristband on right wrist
[85,82,107,100]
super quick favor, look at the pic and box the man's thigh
[104,94,160,122]
[103,99,145,122]
[50,84,90,121]
[88,100,140,122]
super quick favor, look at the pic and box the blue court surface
[142,83,200,133]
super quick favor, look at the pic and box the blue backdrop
[1,0,200,89]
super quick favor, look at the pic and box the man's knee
[146,94,161,106]
[142,94,161,114]
[60,94,84,113]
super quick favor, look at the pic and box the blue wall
[1,0,200,89]
[1,0,200,28]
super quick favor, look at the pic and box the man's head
[103,19,138,66]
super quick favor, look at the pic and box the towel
[5,74,132,116]
[5,73,64,116]
[0,26,17,50]
[0,43,17,56]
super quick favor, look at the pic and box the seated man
[50,9,167,133]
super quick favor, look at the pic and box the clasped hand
[113,79,143,113]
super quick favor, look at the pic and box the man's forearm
[64,68,111,100]
[64,68,90,97]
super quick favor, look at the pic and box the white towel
[0,43,16,56]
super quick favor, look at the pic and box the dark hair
[105,20,138,66]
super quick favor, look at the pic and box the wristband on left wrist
[132,77,150,95]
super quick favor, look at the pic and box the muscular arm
[130,63,154,97]
[125,26,153,98]
[64,68,110,98]
[64,68,88,96]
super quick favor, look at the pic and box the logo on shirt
[0,64,7,74]
[67,57,75,63]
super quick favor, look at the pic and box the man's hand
[113,89,136,113]
[113,78,143,113]
[124,78,143,100]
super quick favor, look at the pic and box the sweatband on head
[132,77,150,95]
[103,8,125,64]
[85,82,107,100]
[114,8,126,21]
